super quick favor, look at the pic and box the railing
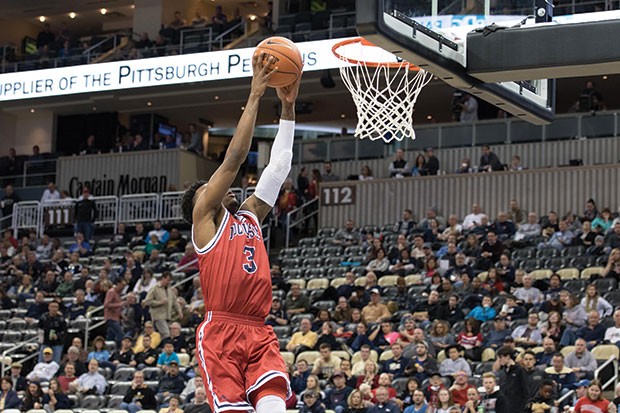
[0,336,40,377]
[557,389,576,407]
[594,355,618,393]
[11,187,265,237]
[285,198,319,248]
[180,27,214,53]
[83,34,122,63]
[212,21,245,50]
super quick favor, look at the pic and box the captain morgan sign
[0,38,352,101]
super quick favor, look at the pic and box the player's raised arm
[242,76,300,223]
[191,53,276,224]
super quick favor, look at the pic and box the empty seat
[301,247,322,258]
[314,300,335,311]
[113,367,136,381]
[288,279,306,289]
[520,258,542,273]
[322,246,343,257]
[281,258,302,268]
[142,366,162,381]
[327,267,348,278]
[81,395,106,409]
[307,278,329,290]
[304,268,326,279]
[297,351,321,364]
[330,277,347,288]
[557,268,579,280]
[572,257,595,271]
[324,257,343,267]
[378,275,400,287]
[283,268,304,280]
[317,227,336,238]
[298,238,318,248]
[107,394,125,408]
[529,269,553,280]
[581,266,605,279]
[562,245,585,257]
[303,257,324,267]
[544,257,565,272]
[536,248,558,258]
[279,247,300,259]
[593,277,617,294]
[272,325,291,339]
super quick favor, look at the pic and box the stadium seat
[351,350,378,364]
[307,278,329,290]
[481,348,496,362]
[108,410,130,413]
[477,271,488,282]
[322,246,343,257]
[560,346,575,357]
[111,381,132,395]
[581,266,605,279]
[279,247,300,259]
[136,410,158,413]
[378,275,399,287]
[591,345,619,361]
[314,300,336,311]
[301,247,322,258]
[354,276,367,287]
[304,268,326,279]
[436,350,446,363]
[178,353,190,367]
[562,246,585,257]
[405,274,422,285]
[283,269,304,280]
[281,351,295,365]
[317,227,336,238]
[297,351,321,364]
[332,350,350,361]
[557,268,579,280]
[536,247,557,259]
[379,350,393,361]
[298,238,318,248]
[544,257,565,272]
[564,279,588,294]
[520,258,542,273]
[82,395,106,409]
[303,257,324,268]
[272,325,291,339]
[529,269,553,280]
[3,410,21,413]
[326,267,348,278]
[344,246,365,256]
[290,314,314,325]
[288,279,306,289]
[604,290,620,307]
[594,277,617,294]
[281,258,302,268]
[392,377,409,394]
[572,257,596,271]
[113,366,136,381]
[330,277,347,288]
[107,395,125,409]
[324,257,343,266]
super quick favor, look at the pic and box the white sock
[255,395,286,413]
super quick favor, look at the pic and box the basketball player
[180,52,299,413]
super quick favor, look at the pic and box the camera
[451,91,465,115]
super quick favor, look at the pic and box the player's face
[222,190,240,213]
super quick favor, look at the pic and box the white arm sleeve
[254,119,295,207]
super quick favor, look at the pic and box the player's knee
[255,394,286,413]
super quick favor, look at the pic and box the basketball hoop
[332,37,433,142]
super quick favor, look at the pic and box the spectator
[211,5,228,24]
[1,185,20,226]
[300,391,325,413]
[394,209,416,236]
[458,93,478,122]
[361,289,391,324]
[9,362,27,392]
[369,387,399,413]
[492,346,529,412]
[511,312,543,347]
[42,377,71,411]
[74,187,97,241]
[79,135,100,155]
[389,149,411,178]
[60,346,87,376]
[27,346,60,382]
[168,322,189,353]
[573,380,611,412]
[158,361,186,399]
[134,321,162,353]
[456,157,473,174]
[509,155,524,171]
[157,339,181,370]
[462,204,485,230]
[425,147,440,175]
[291,359,311,394]
[577,80,606,112]
[347,388,371,412]
[0,377,21,409]
[104,278,126,345]
[466,295,496,322]
[544,353,577,397]
[381,342,407,379]
[23,382,44,411]
[604,309,620,345]
[592,207,614,233]
[322,161,339,182]
[326,371,353,413]
[478,231,504,270]
[514,212,542,242]
[365,248,390,276]
[565,338,598,380]
[131,334,159,369]
[41,182,60,203]
[582,283,613,318]
[285,283,311,315]
[36,23,55,50]
[69,232,92,256]
[39,300,67,363]
[163,228,187,254]
[143,272,179,339]
[333,219,360,247]
[403,389,428,413]
[286,318,318,354]
[448,370,475,407]
[146,220,170,244]
[359,165,374,180]
[111,335,134,366]
[478,145,503,172]
[480,373,508,413]
[71,358,106,396]
[160,394,184,413]
[121,370,158,413]
[87,336,113,369]
[494,211,516,241]
[439,345,471,377]
[411,154,428,176]
[185,386,211,413]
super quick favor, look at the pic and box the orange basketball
[253,36,303,88]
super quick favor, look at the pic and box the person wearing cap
[299,391,326,413]
[361,288,391,324]
[325,371,353,413]
[27,346,60,382]
[439,345,471,377]
[74,186,97,242]
[266,297,288,327]
[121,370,158,413]
[158,360,186,399]
[157,339,181,370]
[9,361,27,392]
[405,341,438,383]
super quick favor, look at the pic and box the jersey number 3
[243,246,257,274]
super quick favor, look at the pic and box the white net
[335,40,433,142]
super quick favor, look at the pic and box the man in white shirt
[462,203,485,230]
[604,309,620,344]
[40,182,61,203]
[71,358,107,395]
[514,274,543,305]
[26,347,59,382]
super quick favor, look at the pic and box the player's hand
[251,52,277,98]
[276,76,301,104]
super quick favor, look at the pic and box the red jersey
[193,209,272,318]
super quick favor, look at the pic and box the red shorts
[196,311,290,412]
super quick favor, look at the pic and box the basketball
[254,36,303,88]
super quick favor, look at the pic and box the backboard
[356,0,557,124]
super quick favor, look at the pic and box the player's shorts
[196,310,290,412]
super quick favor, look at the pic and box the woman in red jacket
[573,380,613,413]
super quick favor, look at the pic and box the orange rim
[332,37,420,71]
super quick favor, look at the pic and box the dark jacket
[0,390,21,409]
[481,390,509,413]
[42,392,71,409]
[39,312,67,346]
[368,401,400,413]
[74,198,97,223]
[158,372,186,395]
[123,385,158,409]
[497,363,529,412]
[326,385,353,411]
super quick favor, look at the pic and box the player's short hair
[181,180,208,224]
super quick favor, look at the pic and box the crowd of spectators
[0,216,207,412]
[269,197,620,412]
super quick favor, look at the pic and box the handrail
[0,335,40,377]
[594,354,618,391]
[180,26,214,53]
[285,198,319,248]
[84,257,199,347]
[213,21,244,50]
[83,34,120,63]
[557,389,575,406]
